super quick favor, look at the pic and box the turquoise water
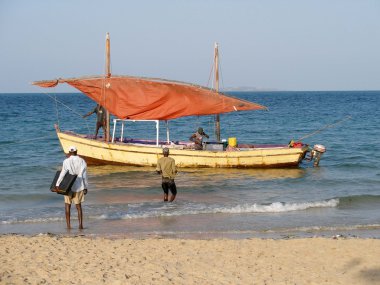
[0,91,379,238]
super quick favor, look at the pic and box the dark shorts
[96,121,105,128]
[161,177,177,196]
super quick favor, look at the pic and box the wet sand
[1,235,380,284]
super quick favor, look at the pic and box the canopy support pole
[111,119,117,143]
[156,120,160,146]
[166,120,170,143]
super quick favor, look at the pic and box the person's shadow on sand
[344,258,380,284]
[358,268,380,284]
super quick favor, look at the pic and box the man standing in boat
[190,127,209,150]
[55,146,88,229]
[83,104,107,140]
[156,148,177,202]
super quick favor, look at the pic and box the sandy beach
[1,235,380,284]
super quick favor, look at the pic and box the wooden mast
[214,42,221,142]
[105,33,111,142]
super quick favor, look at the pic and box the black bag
[50,170,78,195]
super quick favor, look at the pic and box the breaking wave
[106,199,340,220]
[7,195,380,224]
[212,199,339,214]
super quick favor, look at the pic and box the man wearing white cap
[55,146,88,229]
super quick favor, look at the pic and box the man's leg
[169,181,177,202]
[76,203,84,229]
[65,203,71,229]
[102,123,107,142]
[95,122,101,139]
[162,182,169,202]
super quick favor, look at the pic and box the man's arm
[189,134,201,144]
[156,160,162,174]
[55,161,69,188]
[82,161,88,193]
[83,107,96,118]
[172,160,177,175]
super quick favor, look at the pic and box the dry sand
[1,235,380,285]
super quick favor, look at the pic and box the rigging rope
[0,91,96,148]
[53,93,60,127]
[43,91,91,134]
[206,60,215,89]
[0,122,98,147]
[0,134,57,147]
[297,115,352,141]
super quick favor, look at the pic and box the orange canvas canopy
[33,75,267,120]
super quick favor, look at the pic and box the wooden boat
[33,34,312,168]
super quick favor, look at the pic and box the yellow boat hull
[56,130,307,168]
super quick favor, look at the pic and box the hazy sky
[1,0,379,92]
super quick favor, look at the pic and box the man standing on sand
[156,148,177,202]
[55,146,88,229]
[83,104,107,140]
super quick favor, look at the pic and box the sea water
[0,91,379,239]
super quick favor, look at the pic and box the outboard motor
[311,144,326,166]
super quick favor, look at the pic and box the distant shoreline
[222,87,279,92]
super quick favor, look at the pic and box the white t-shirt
[56,155,88,192]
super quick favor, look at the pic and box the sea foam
[110,199,340,219]
[212,199,339,214]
